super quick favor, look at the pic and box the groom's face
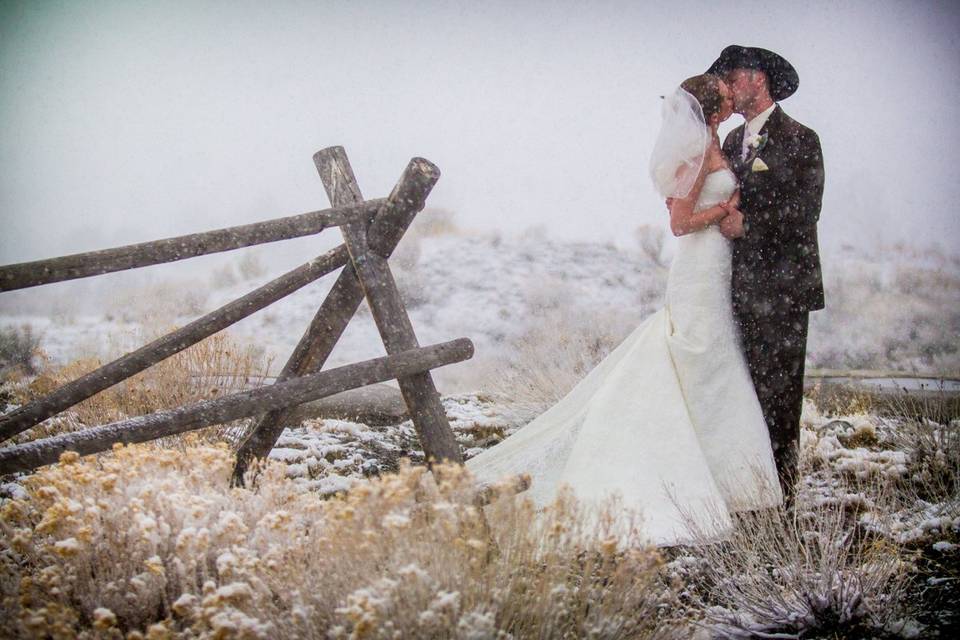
[724,68,761,114]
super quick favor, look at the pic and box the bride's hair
[680,74,722,122]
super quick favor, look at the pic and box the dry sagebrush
[884,390,960,506]
[676,493,914,639]
[664,403,947,639]
[0,324,43,378]
[0,444,678,639]
[8,331,273,447]
[487,301,636,422]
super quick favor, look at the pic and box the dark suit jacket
[723,106,825,313]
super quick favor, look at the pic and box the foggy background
[1,0,959,263]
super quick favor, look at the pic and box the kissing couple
[467,45,825,547]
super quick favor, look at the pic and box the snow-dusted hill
[1,229,958,389]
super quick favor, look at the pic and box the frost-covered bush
[804,389,959,512]
[106,280,210,326]
[880,392,960,506]
[393,268,432,310]
[676,484,913,638]
[809,244,960,373]
[411,207,459,239]
[0,445,677,639]
[209,263,238,289]
[634,224,668,269]
[236,251,267,281]
[0,324,42,376]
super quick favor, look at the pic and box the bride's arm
[667,165,728,237]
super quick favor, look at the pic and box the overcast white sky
[1,0,959,264]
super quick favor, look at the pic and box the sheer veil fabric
[649,87,710,199]
[466,88,783,547]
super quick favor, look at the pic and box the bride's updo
[680,74,722,121]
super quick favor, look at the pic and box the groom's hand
[719,207,745,239]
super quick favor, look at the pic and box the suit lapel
[741,105,782,173]
[727,124,747,177]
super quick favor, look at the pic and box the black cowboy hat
[707,45,799,101]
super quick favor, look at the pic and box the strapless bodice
[667,166,738,343]
[694,168,737,211]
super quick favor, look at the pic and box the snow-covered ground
[254,394,518,493]
[1,227,958,637]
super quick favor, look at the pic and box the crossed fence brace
[0,147,471,482]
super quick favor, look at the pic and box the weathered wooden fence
[0,147,470,483]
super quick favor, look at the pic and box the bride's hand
[725,189,741,210]
[718,205,745,239]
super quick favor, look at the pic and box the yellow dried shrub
[0,444,679,639]
[10,332,274,447]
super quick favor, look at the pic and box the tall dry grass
[883,389,960,506]
[673,474,915,638]
[487,301,636,422]
[8,331,274,447]
[0,445,679,639]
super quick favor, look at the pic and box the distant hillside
[2,232,957,391]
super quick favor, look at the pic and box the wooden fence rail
[0,339,473,475]
[0,199,382,291]
[0,247,351,442]
[0,146,469,485]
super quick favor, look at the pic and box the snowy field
[1,223,958,390]
[1,225,958,637]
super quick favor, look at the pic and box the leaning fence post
[231,148,459,485]
[328,154,464,468]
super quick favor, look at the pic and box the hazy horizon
[2,0,959,265]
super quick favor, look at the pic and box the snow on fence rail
[0,199,384,291]
[0,146,472,483]
[0,340,472,475]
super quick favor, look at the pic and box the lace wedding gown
[467,168,783,546]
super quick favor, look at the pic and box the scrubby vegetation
[0,230,956,637]
[2,331,273,447]
[1,449,673,639]
[0,325,42,378]
[1,346,956,637]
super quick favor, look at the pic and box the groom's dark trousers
[724,105,825,501]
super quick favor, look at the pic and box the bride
[466,74,783,547]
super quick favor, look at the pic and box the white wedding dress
[467,168,783,546]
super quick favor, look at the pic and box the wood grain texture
[231,148,446,485]
[0,339,473,475]
[0,248,350,443]
[0,200,381,291]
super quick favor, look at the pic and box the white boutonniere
[746,132,769,153]
[751,157,769,172]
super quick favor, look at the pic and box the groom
[708,46,825,502]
